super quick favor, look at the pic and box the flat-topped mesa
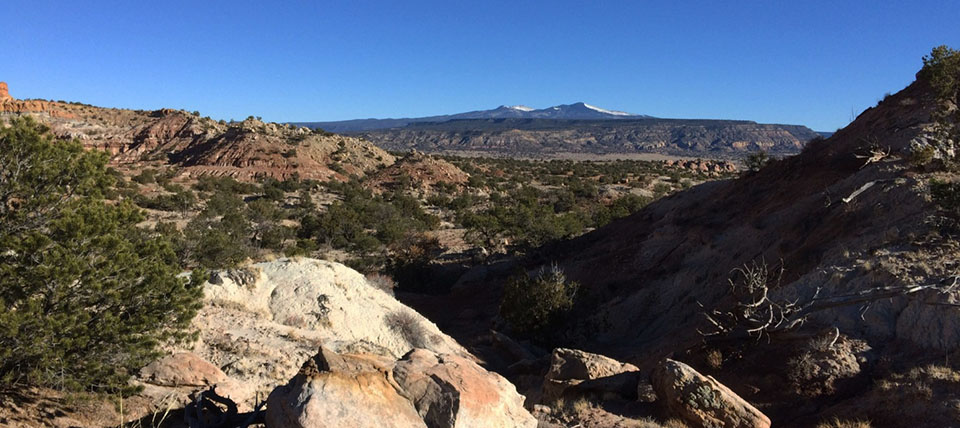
[0,82,12,101]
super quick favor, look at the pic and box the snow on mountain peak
[507,105,534,112]
[581,103,633,116]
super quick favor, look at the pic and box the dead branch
[840,179,897,204]
[699,259,960,342]
[854,146,893,169]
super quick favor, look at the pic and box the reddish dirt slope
[0,83,394,181]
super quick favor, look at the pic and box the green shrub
[426,193,451,207]
[132,168,157,184]
[155,168,176,187]
[746,150,769,173]
[921,45,960,102]
[193,175,259,194]
[0,118,202,393]
[911,46,960,170]
[653,182,672,198]
[135,187,197,212]
[500,264,578,341]
[182,191,255,268]
[911,143,937,167]
[460,187,585,250]
[298,185,438,254]
[388,234,444,293]
[930,179,960,233]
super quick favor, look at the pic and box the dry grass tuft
[705,349,723,369]
[816,418,872,428]
[365,272,396,295]
[570,397,592,414]
[385,310,428,348]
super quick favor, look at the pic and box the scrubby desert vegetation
[112,149,731,291]
[2,45,960,428]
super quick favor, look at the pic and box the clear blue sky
[2,1,958,131]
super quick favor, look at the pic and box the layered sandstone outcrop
[0,82,78,119]
[0,82,11,101]
[366,150,470,194]
[0,86,394,181]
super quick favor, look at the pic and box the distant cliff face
[0,81,79,119]
[355,119,820,157]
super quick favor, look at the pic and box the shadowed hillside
[415,55,960,427]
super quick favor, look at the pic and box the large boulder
[202,258,465,358]
[547,348,639,381]
[136,352,253,409]
[393,349,537,428]
[542,348,639,402]
[267,347,537,428]
[139,352,227,387]
[267,348,425,428]
[652,359,770,428]
[186,258,468,404]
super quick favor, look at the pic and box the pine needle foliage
[500,264,578,341]
[0,117,202,394]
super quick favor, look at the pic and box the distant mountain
[356,118,821,158]
[293,102,822,158]
[292,102,652,133]
[447,102,650,120]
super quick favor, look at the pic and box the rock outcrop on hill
[0,82,11,101]
[128,257,535,426]
[663,158,738,174]
[135,258,528,421]
[0,83,394,181]
[0,82,78,119]
[188,259,468,400]
[366,150,470,194]
[125,258,540,425]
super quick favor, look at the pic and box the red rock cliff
[0,82,12,101]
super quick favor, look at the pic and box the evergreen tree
[0,118,202,393]
[500,265,578,343]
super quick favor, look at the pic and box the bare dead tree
[699,260,960,342]
[854,146,894,169]
[698,259,816,341]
